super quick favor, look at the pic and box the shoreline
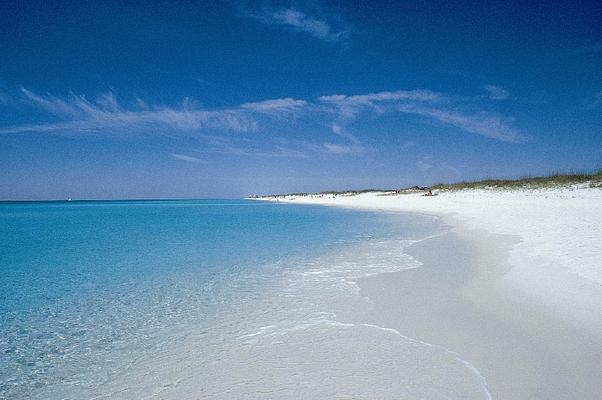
[253,187,602,398]
[353,222,601,399]
[252,187,602,336]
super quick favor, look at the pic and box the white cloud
[331,123,343,135]
[397,105,521,142]
[241,98,307,114]
[484,85,509,100]
[321,89,522,142]
[0,87,524,143]
[2,89,256,135]
[272,9,347,42]
[245,7,350,43]
[170,153,203,163]
[330,123,360,144]
[20,88,85,117]
[319,89,443,120]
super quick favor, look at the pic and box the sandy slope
[255,186,602,336]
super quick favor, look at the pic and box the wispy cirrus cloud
[170,153,203,163]
[240,97,308,114]
[484,84,509,100]
[318,89,523,142]
[330,123,360,144]
[321,123,363,154]
[0,86,524,146]
[2,87,257,135]
[318,89,443,120]
[397,105,521,142]
[243,5,350,43]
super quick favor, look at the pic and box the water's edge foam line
[330,321,493,400]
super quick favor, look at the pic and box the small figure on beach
[424,189,434,196]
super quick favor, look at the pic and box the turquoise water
[0,200,399,313]
[0,200,488,399]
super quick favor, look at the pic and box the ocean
[0,199,490,399]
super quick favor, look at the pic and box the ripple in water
[0,201,489,399]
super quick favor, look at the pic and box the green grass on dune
[256,170,602,197]
[430,171,602,191]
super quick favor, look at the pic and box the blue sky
[1,0,600,199]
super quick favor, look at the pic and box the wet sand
[353,221,602,399]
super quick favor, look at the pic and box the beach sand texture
[256,186,602,398]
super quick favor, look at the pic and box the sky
[0,0,600,199]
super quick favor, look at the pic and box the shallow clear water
[0,200,489,399]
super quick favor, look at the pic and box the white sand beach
[255,186,602,398]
